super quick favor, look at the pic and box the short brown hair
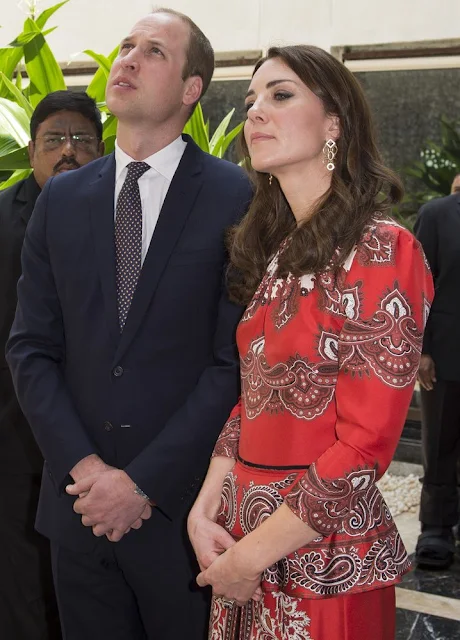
[151,8,215,101]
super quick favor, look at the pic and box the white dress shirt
[114,136,187,264]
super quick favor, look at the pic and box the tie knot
[126,161,150,181]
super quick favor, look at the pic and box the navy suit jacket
[414,193,460,382]
[0,175,43,474]
[6,136,252,550]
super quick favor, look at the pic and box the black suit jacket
[0,174,43,474]
[6,137,252,550]
[414,193,460,382]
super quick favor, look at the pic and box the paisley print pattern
[339,284,423,388]
[209,220,433,637]
[212,415,241,459]
[217,466,409,599]
[240,335,338,421]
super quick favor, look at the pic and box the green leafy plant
[404,116,460,202]
[390,116,460,230]
[0,0,243,190]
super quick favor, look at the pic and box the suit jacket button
[104,421,113,432]
[113,366,124,377]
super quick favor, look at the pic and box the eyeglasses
[36,134,98,151]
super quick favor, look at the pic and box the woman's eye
[274,91,293,101]
[244,102,254,113]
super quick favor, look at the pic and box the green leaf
[83,50,111,78]
[209,108,234,155]
[36,1,70,30]
[0,49,13,73]
[0,98,30,146]
[0,168,31,191]
[9,30,42,47]
[23,19,66,107]
[15,68,23,90]
[42,27,58,38]
[0,72,34,118]
[86,46,118,103]
[103,135,116,155]
[0,133,20,157]
[103,114,117,139]
[0,48,25,97]
[0,145,30,170]
[182,103,209,152]
[220,121,244,158]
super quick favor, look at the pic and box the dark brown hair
[228,45,403,305]
[152,8,214,102]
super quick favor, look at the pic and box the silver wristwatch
[134,484,150,501]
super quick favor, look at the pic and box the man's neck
[116,122,183,160]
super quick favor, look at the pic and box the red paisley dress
[210,218,434,640]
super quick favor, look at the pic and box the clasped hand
[66,468,152,542]
[196,544,262,607]
[188,513,262,606]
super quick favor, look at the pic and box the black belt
[237,454,310,471]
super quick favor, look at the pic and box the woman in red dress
[188,45,434,640]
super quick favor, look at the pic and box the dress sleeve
[285,226,434,535]
[211,398,241,459]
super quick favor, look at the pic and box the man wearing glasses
[0,90,103,640]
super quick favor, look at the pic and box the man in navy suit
[414,188,460,570]
[7,8,251,639]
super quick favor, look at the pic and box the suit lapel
[87,153,120,347]
[114,138,204,362]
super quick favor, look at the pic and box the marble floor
[392,476,460,640]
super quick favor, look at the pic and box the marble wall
[355,68,460,193]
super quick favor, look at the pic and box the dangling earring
[268,174,273,186]
[323,139,337,171]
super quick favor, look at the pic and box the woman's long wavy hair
[227,45,403,305]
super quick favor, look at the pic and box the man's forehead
[127,13,189,42]
[39,111,94,130]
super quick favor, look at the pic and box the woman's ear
[327,115,341,141]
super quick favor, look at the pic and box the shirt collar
[115,135,187,182]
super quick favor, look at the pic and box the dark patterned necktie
[115,161,150,331]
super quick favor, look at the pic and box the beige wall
[3,0,460,64]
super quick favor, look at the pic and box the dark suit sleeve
[6,180,98,490]
[414,203,438,356]
[0,183,21,366]
[124,186,251,520]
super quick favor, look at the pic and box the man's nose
[61,139,76,156]
[121,50,140,72]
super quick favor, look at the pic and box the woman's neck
[277,162,332,225]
